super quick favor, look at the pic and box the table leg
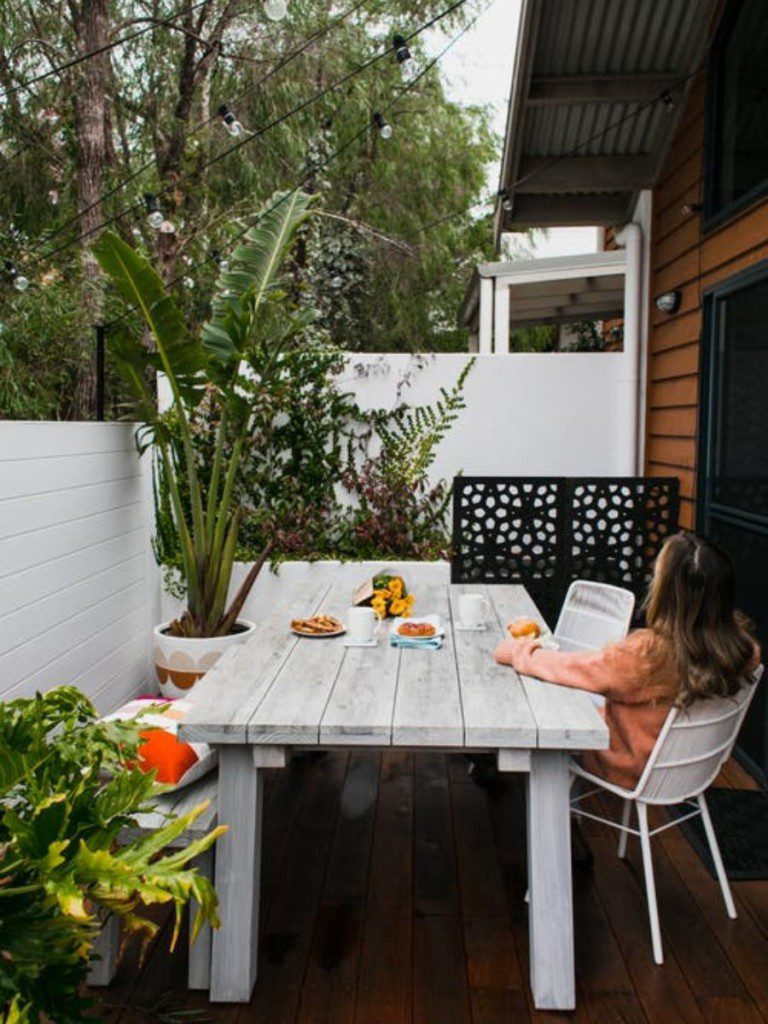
[527,749,575,1010]
[210,745,264,1003]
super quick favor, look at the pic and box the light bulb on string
[144,193,164,230]
[264,0,288,21]
[498,189,513,212]
[212,250,229,273]
[330,274,343,289]
[183,276,194,289]
[373,112,393,139]
[159,219,176,235]
[392,33,413,80]
[4,260,29,292]
[218,104,244,137]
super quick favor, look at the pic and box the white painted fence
[2,350,631,697]
[342,352,631,479]
[0,422,156,712]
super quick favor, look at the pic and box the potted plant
[93,191,314,696]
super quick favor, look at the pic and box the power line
[23,0,370,258]
[33,0,471,266]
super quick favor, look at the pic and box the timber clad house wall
[645,70,768,530]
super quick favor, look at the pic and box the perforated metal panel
[451,476,680,623]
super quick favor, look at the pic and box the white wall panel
[0,422,154,708]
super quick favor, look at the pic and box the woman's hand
[494,636,541,670]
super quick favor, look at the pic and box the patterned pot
[153,620,256,699]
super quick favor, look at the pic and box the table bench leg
[210,745,264,1003]
[527,750,575,1011]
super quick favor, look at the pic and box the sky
[424,0,599,259]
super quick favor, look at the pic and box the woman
[494,532,760,790]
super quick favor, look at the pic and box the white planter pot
[152,620,256,699]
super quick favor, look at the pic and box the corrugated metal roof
[494,0,718,238]
[532,0,703,77]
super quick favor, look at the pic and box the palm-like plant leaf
[203,190,314,367]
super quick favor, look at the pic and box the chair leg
[87,912,120,986]
[188,847,214,990]
[637,803,664,965]
[617,799,632,859]
[698,793,737,920]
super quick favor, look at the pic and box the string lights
[143,193,164,229]
[373,111,392,139]
[6,0,475,297]
[4,260,29,292]
[264,0,289,20]
[219,104,245,137]
[392,32,412,79]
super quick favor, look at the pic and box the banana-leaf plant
[93,191,315,637]
[0,687,225,1024]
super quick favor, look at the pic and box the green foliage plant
[0,686,225,1024]
[93,191,315,637]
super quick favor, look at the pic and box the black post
[95,322,105,421]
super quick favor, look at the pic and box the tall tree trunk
[72,0,109,419]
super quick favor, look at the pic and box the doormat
[671,787,768,880]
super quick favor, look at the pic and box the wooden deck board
[89,755,768,1024]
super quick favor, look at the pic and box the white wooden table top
[179,565,608,752]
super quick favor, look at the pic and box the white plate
[291,626,346,639]
[390,614,444,639]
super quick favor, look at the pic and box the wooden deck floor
[95,753,768,1024]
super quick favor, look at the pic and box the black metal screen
[451,476,680,624]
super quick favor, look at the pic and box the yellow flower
[371,597,387,618]
[389,598,407,616]
[389,577,404,599]
[405,593,415,607]
[374,586,391,600]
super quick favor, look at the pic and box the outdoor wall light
[655,290,681,315]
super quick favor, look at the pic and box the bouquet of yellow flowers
[370,573,414,620]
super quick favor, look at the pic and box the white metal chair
[554,580,635,653]
[570,667,763,965]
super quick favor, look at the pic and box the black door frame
[697,258,768,783]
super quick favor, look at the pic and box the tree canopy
[0,0,498,419]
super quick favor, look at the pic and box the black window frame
[704,0,768,231]
[697,256,768,532]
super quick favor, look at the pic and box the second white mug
[459,593,489,628]
[347,605,377,642]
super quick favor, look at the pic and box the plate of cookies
[291,614,346,639]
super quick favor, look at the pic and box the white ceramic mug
[348,605,377,642]
[459,593,489,628]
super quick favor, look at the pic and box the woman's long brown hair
[644,532,757,707]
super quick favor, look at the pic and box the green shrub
[0,687,224,1023]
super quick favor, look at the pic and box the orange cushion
[137,728,198,785]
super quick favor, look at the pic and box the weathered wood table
[179,565,608,1010]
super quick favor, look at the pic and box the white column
[479,276,494,354]
[614,222,642,474]
[493,281,510,355]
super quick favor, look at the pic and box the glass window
[707,0,768,220]
[710,275,768,517]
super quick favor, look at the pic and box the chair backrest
[554,580,635,653]
[635,666,764,804]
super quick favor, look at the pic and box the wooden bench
[87,773,218,991]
